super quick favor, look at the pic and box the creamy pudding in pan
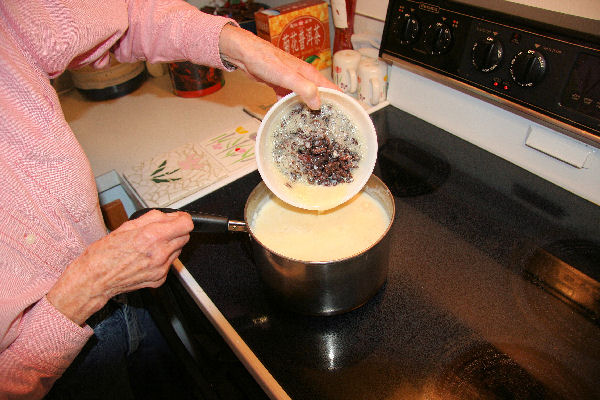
[250,190,390,262]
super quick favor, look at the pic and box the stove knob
[393,12,420,45]
[425,22,453,55]
[510,50,547,87]
[471,36,504,72]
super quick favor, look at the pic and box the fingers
[133,212,192,242]
[272,51,341,110]
[98,211,191,289]
[135,232,189,269]
[295,81,321,110]
[118,209,193,235]
[129,212,191,270]
[144,249,183,289]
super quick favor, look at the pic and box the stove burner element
[378,139,450,197]
[433,343,555,399]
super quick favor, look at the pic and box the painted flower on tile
[178,154,204,170]
[150,160,181,183]
[235,126,248,134]
[212,142,223,150]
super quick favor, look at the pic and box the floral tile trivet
[123,143,228,208]
[122,120,260,208]
[201,118,260,172]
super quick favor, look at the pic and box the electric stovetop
[179,105,600,399]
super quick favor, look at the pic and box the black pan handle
[129,207,233,233]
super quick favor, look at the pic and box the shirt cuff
[185,13,240,70]
[219,23,239,71]
[17,296,93,375]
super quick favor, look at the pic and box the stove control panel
[380,0,600,145]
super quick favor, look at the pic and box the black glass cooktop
[179,105,600,399]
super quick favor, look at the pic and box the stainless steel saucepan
[131,174,395,316]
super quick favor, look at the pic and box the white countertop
[60,69,278,178]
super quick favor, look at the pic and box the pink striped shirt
[0,0,233,397]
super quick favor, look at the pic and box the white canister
[332,50,361,94]
[357,47,379,60]
[357,58,388,106]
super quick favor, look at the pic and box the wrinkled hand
[47,210,193,326]
[218,24,340,109]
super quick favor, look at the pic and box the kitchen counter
[60,69,278,178]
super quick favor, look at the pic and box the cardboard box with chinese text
[254,0,331,70]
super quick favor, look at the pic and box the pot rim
[244,174,395,264]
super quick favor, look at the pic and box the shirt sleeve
[0,296,93,399]
[112,0,239,70]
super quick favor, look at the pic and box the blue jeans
[45,296,196,400]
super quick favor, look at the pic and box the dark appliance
[379,0,600,146]
[166,104,600,399]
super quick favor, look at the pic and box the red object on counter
[332,0,357,53]
[167,61,225,98]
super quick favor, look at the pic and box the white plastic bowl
[255,88,378,210]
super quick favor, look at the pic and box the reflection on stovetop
[428,342,558,399]
[180,105,600,399]
[518,241,600,322]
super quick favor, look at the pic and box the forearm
[46,262,108,327]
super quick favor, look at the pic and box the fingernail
[307,98,321,110]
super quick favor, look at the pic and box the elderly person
[0,0,337,398]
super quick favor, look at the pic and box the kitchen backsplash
[186,0,389,45]
[186,0,598,28]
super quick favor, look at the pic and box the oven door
[142,271,270,400]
